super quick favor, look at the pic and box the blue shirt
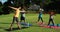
[38,12,42,18]
[38,8,44,18]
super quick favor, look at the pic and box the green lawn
[0,13,60,32]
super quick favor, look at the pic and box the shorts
[20,17,25,20]
[49,18,53,21]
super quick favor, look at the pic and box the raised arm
[8,6,17,10]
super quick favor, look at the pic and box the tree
[0,2,3,15]
[2,0,13,14]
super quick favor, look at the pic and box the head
[15,6,21,9]
[50,12,54,15]
[49,11,55,15]
[39,8,44,11]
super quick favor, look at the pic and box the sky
[0,0,7,4]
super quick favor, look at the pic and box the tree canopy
[0,0,60,15]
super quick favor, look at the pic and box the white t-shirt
[23,14,25,17]
[51,15,54,19]
[20,10,25,17]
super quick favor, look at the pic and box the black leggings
[48,19,54,26]
[38,17,43,22]
[12,17,19,24]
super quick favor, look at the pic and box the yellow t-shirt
[14,9,20,17]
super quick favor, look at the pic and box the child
[9,6,21,30]
[20,8,26,22]
[38,8,44,23]
[48,10,55,26]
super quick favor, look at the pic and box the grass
[0,13,60,32]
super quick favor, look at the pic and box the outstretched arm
[20,9,26,12]
[8,6,17,10]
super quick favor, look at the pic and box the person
[38,8,44,23]
[20,8,26,22]
[48,10,55,26]
[8,6,21,30]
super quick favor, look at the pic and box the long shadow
[0,27,6,29]
[5,27,29,31]
[0,22,17,24]
[0,22,11,24]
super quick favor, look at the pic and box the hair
[14,6,21,8]
[49,10,56,15]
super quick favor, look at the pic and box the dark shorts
[49,18,53,21]
[20,17,25,20]
[13,17,19,22]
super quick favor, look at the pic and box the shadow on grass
[0,27,6,29]
[0,22,11,24]
[5,27,29,31]
[0,22,17,24]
